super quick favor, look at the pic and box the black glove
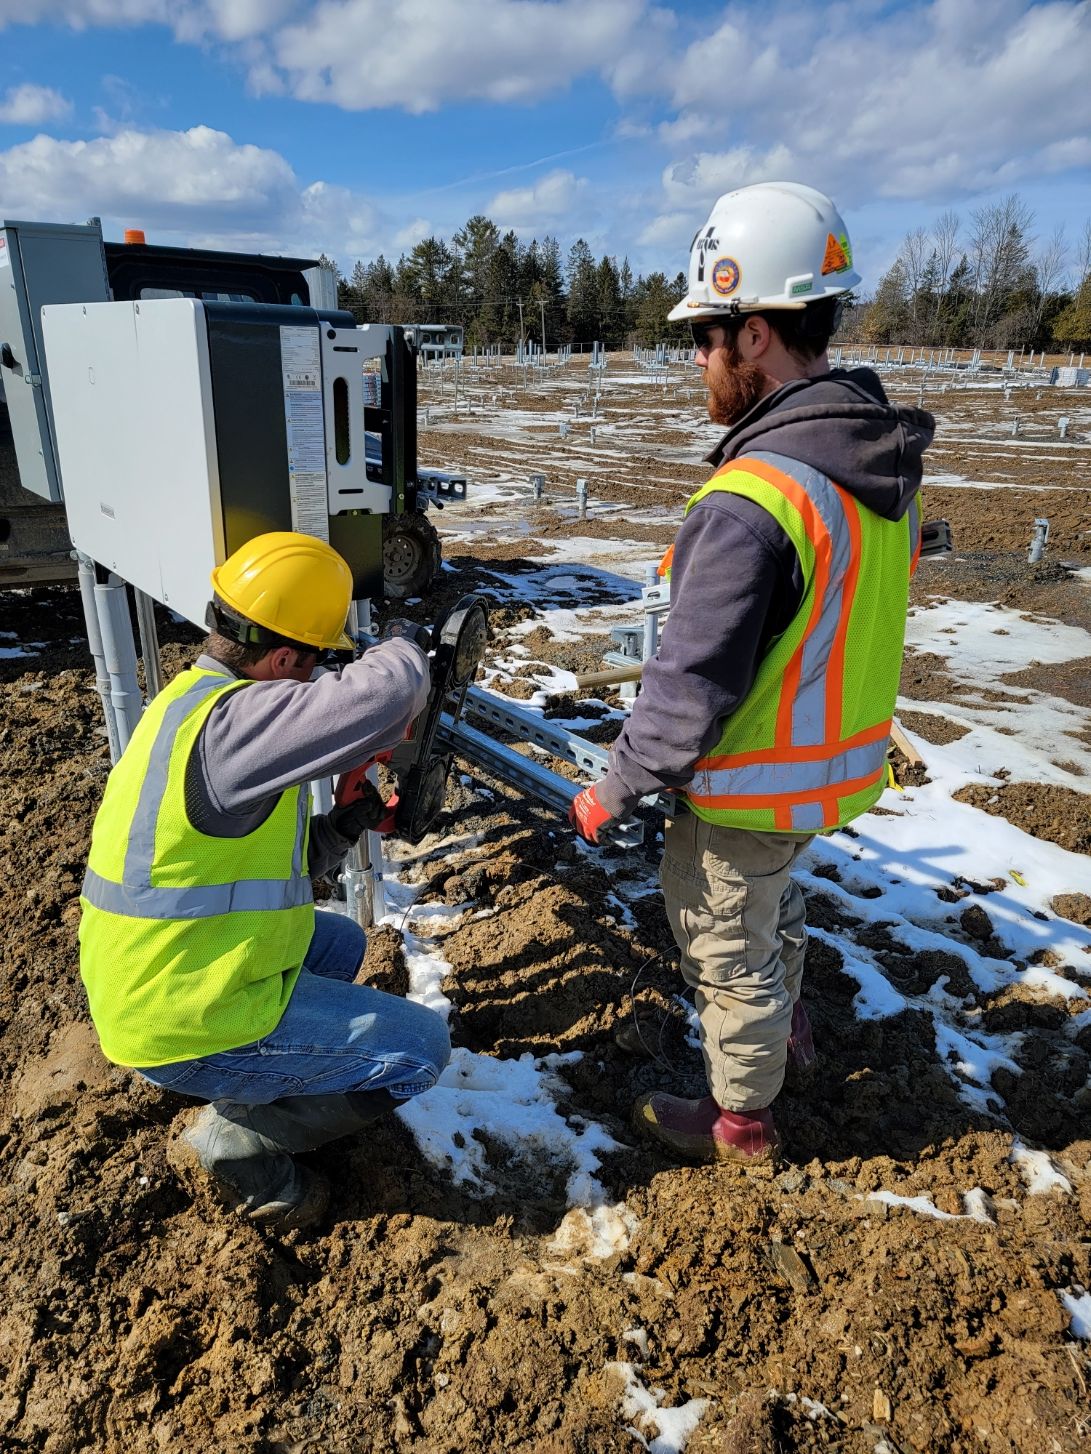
[327,782,388,841]
[380,617,432,651]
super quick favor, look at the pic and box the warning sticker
[280,326,329,542]
[711,257,741,296]
[821,233,850,275]
[0,235,9,270]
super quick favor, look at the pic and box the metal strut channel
[437,714,646,849]
[460,684,611,775]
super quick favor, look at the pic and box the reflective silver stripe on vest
[82,867,313,918]
[694,736,889,799]
[123,672,234,887]
[746,451,853,749]
[87,670,310,920]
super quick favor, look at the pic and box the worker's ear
[737,314,772,360]
[264,646,304,680]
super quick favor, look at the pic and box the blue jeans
[138,910,450,1106]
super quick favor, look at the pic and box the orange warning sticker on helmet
[821,233,850,275]
[711,257,741,296]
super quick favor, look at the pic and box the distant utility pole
[517,297,525,347]
[539,299,547,351]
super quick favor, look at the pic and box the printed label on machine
[0,235,10,269]
[280,325,329,541]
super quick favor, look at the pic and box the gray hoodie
[597,368,934,819]
[184,638,431,878]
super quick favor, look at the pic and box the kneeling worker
[79,531,450,1231]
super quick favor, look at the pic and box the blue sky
[0,1,1088,292]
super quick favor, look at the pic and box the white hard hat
[667,181,861,322]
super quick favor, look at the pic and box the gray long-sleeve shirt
[185,639,430,878]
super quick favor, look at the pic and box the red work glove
[568,784,614,844]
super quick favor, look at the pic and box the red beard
[706,340,768,427]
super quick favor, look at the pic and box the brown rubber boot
[632,1092,778,1165]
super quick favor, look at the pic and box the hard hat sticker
[821,233,850,275]
[711,257,741,296]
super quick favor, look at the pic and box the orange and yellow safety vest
[670,450,919,834]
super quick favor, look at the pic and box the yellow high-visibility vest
[79,666,314,1066]
[675,450,920,833]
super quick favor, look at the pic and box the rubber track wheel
[382,512,442,599]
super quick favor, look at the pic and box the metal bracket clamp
[416,469,468,504]
[920,519,953,558]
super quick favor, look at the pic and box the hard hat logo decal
[821,233,851,275]
[694,228,719,283]
[711,257,741,297]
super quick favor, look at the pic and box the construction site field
[1,356,1089,1453]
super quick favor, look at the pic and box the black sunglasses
[690,319,727,352]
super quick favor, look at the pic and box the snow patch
[379,844,638,1248]
[862,1189,996,1223]
[1009,1140,1073,1195]
[607,1362,710,1453]
[1061,1288,1091,1339]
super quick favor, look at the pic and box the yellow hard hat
[209,531,355,651]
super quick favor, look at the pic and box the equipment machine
[0,217,453,598]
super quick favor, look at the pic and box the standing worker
[79,532,451,1230]
[570,183,933,1165]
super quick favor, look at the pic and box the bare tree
[896,228,930,340]
[1077,218,1091,300]
[1029,225,1069,338]
[927,210,960,337]
[966,194,1035,341]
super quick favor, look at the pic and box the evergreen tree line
[325,194,1091,353]
[849,196,1091,352]
[329,214,689,349]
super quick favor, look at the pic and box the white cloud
[0,1,1085,281]
[0,0,170,27]
[0,0,300,36]
[637,0,1091,284]
[176,0,302,42]
[655,0,1091,209]
[0,83,72,125]
[0,0,667,112]
[0,122,404,262]
[635,209,691,251]
[268,0,661,113]
[394,217,431,248]
[0,126,298,237]
[487,169,588,232]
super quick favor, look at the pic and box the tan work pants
[660,808,813,1112]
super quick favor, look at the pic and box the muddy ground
[1,362,1090,1453]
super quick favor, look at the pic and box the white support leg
[94,573,143,755]
[76,551,121,763]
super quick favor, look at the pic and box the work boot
[167,1089,397,1232]
[787,999,817,1076]
[632,1092,777,1164]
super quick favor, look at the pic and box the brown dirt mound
[953,781,1091,855]
[2,509,1091,1450]
[896,709,970,745]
